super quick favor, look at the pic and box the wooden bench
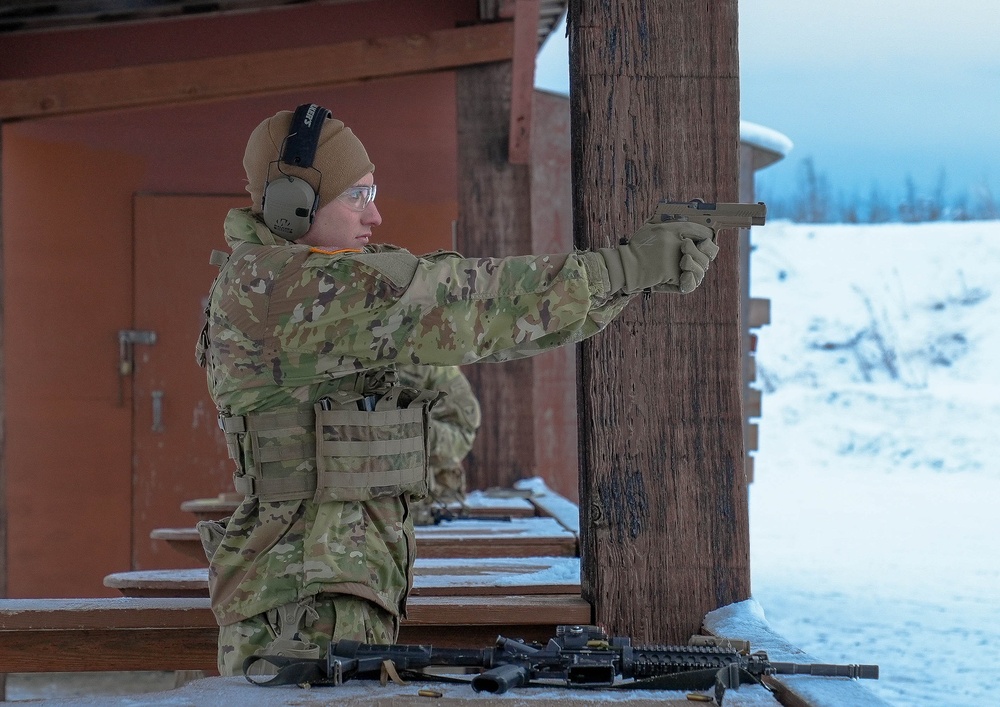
[0,594,592,673]
[522,486,580,536]
[413,517,578,558]
[180,489,538,522]
[105,557,582,598]
[152,516,579,563]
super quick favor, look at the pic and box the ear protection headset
[262,103,332,241]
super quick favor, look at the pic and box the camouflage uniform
[196,207,631,674]
[396,364,481,524]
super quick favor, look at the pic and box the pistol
[655,199,766,233]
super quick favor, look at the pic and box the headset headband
[282,103,332,168]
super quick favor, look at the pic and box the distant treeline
[758,158,1000,223]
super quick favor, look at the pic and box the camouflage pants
[217,593,398,676]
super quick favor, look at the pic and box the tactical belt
[219,385,440,503]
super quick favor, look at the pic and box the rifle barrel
[770,662,880,680]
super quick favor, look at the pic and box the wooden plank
[0,628,220,673]
[180,489,537,522]
[410,557,580,595]
[413,518,578,558]
[150,527,208,563]
[104,557,582,598]
[745,386,762,418]
[179,495,239,521]
[457,489,538,517]
[508,0,541,163]
[750,297,771,328]
[746,352,757,381]
[0,595,589,630]
[104,569,208,597]
[570,0,749,645]
[0,22,515,120]
[152,517,578,562]
[522,483,581,536]
[403,594,591,627]
[0,0,371,34]
[0,601,215,690]
[0,594,593,671]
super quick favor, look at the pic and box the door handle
[117,329,157,406]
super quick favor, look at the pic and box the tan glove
[652,234,721,294]
[599,221,717,295]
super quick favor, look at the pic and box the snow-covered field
[748,219,1000,707]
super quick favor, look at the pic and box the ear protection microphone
[262,103,332,240]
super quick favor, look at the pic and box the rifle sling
[618,666,765,704]
[243,655,331,687]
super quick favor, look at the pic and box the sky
[534,1,1000,209]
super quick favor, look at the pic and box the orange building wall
[2,2,466,597]
[3,136,142,596]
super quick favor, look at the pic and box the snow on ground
[748,219,1000,707]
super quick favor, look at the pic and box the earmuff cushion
[262,175,319,241]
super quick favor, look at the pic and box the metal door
[131,194,244,569]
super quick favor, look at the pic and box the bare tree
[867,183,892,223]
[792,158,831,223]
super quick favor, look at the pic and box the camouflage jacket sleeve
[396,363,481,469]
[259,246,633,369]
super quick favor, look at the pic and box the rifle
[655,199,767,233]
[243,624,878,704]
[429,503,512,524]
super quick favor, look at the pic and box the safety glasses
[338,184,377,211]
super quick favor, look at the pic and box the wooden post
[508,0,541,164]
[0,124,7,700]
[569,0,750,643]
[455,62,537,491]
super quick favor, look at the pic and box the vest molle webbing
[219,383,441,503]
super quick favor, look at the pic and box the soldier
[395,364,481,525]
[196,103,719,675]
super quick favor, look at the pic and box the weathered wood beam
[0,22,514,120]
[508,0,540,164]
[454,61,536,492]
[570,0,750,644]
[0,125,5,602]
[0,123,6,701]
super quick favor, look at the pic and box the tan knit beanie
[243,108,374,214]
